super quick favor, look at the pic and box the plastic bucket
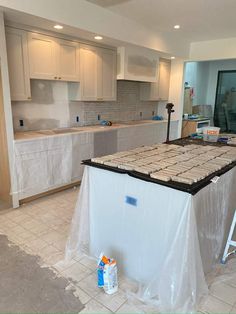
[203,126,220,142]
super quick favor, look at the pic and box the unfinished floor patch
[0,234,84,313]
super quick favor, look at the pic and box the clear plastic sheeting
[13,135,73,199]
[65,165,236,313]
[12,132,93,200]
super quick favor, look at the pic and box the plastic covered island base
[64,165,236,313]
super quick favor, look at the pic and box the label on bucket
[207,130,218,135]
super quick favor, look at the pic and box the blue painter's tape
[125,196,137,206]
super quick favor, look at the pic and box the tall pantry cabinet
[5,27,31,101]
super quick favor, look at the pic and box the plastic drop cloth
[65,165,236,313]
[12,132,93,200]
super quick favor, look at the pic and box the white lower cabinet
[14,121,178,200]
[46,136,72,187]
[14,132,94,200]
[16,151,49,199]
[15,136,72,199]
[71,132,94,182]
[14,139,50,199]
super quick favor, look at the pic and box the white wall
[190,37,236,61]
[12,80,159,131]
[168,58,185,138]
[184,61,210,105]
[184,62,197,89]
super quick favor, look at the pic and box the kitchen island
[65,140,236,312]
[13,120,178,202]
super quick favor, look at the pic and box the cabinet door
[181,121,197,137]
[99,48,117,101]
[158,59,171,101]
[16,151,49,199]
[6,28,31,101]
[28,32,57,80]
[140,81,159,101]
[57,39,80,82]
[80,44,98,101]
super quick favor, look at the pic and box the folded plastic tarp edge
[65,166,90,262]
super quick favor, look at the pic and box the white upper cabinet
[117,46,159,82]
[5,27,31,101]
[80,44,98,100]
[28,32,57,80]
[69,44,117,101]
[6,27,115,101]
[56,39,80,81]
[99,48,117,101]
[140,58,171,101]
[28,33,80,81]
[158,58,171,101]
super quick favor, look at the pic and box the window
[214,70,236,133]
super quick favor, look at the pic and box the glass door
[214,70,236,133]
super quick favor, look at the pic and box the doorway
[214,70,236,133]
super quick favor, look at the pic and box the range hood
[117,46,159,83]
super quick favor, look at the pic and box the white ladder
[222,211,236,263]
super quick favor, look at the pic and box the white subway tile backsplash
[12,80,159,131]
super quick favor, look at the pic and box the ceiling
[87,0,236,42]
[2,7,127,49]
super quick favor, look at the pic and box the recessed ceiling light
[174,25,180,29]
[171,56,175,59]
[54,25,63,30]
[94,35,103,40]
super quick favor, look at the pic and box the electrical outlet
[19,119,24,127]
[76,116,79,122]
[97,114,101,121]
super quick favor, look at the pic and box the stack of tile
[91,143,236,185]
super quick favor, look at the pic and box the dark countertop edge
[82,138,236,195]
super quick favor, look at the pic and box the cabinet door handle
[97,97,103,101]
[27,97,32,100]
[54,76,58,79]
[58,77,62,80]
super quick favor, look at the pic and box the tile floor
[0,187,236,313]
